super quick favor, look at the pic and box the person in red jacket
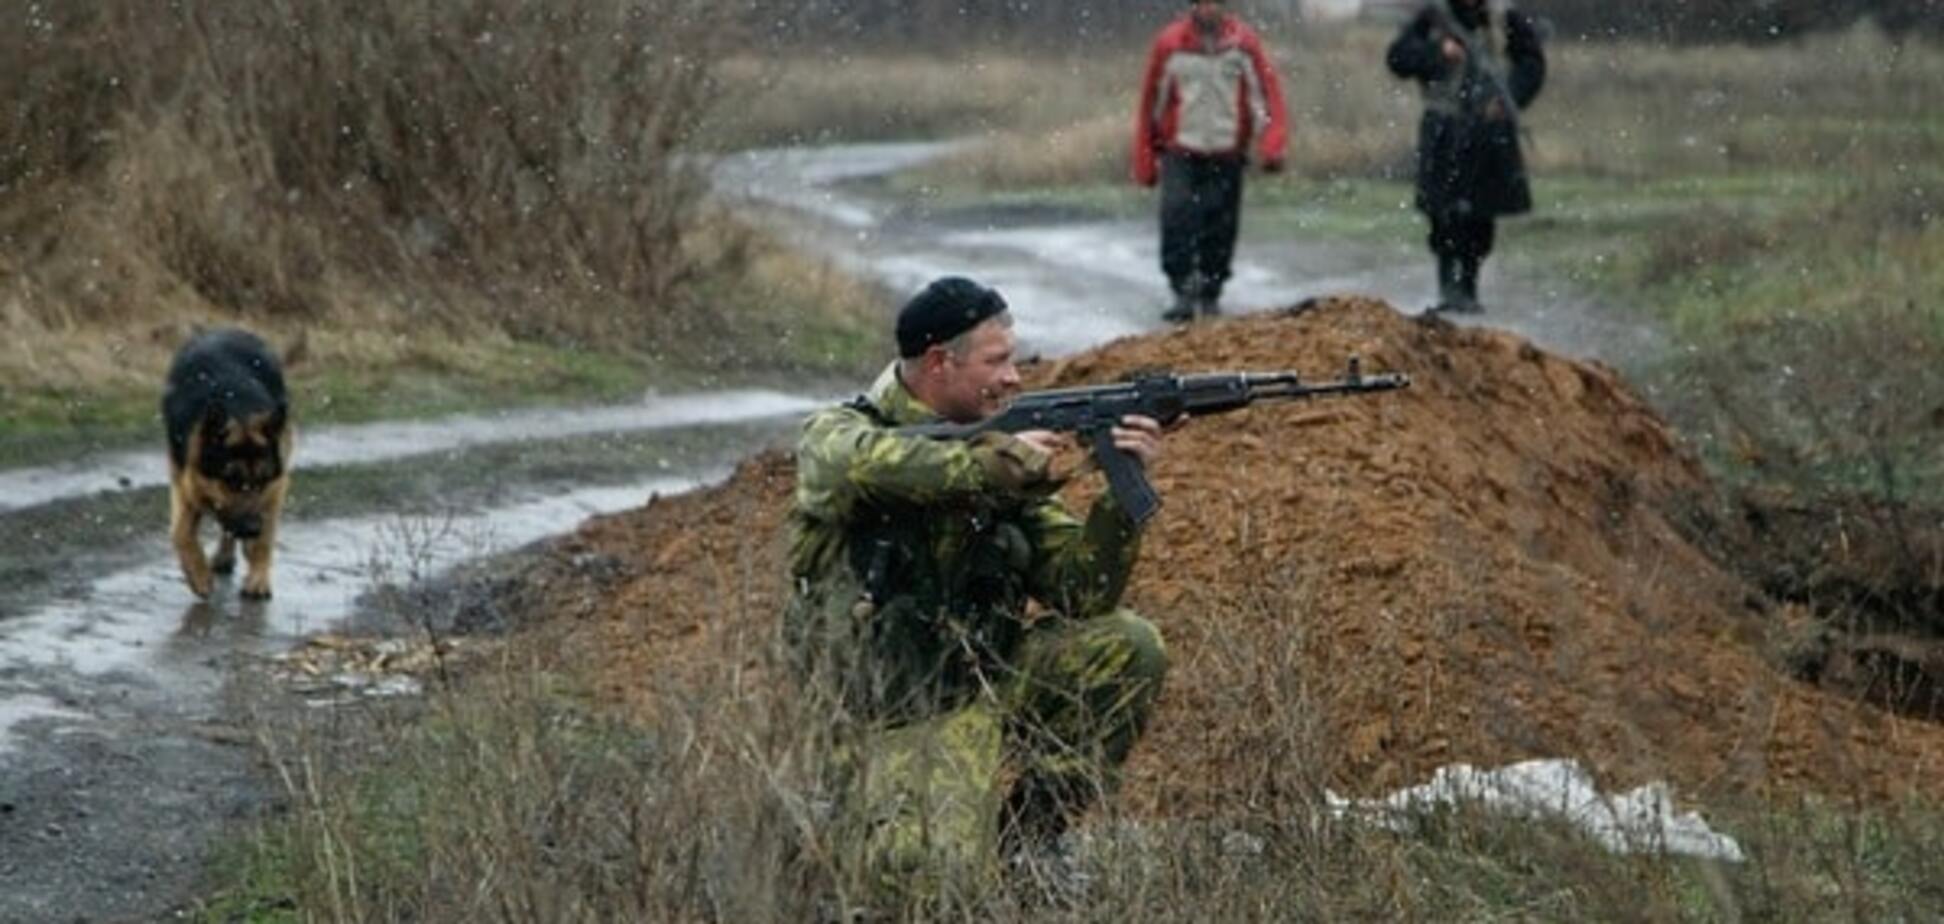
[1133,0,1290,323]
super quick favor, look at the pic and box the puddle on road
[0,381,816,757]
[711,141,958,229]
[0,389,819,515]
[0,472,717,752]
[0,693,88,756]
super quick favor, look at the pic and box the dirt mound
[520,297,1944,809]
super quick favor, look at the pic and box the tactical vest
[786,396,1042,723]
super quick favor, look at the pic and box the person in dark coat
[1387,0,1546,314]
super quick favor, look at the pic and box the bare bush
[2,0,734,344]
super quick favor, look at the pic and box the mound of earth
[515,297,1944,809]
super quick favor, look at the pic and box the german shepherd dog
[163,328,294,599]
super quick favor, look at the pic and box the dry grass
[210,562,1944,922]
[0,0,761,411]
[199,506,1944,921]
[705,52,1135,151]
[710,23,1942,189]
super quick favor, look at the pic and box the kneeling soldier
[783,276,1171,909]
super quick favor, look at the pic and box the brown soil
[515,297,1944,811]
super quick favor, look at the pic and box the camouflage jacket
[784,362,1143,722]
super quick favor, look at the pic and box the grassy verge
[0,209,883,470]
[1529,174,1943,501]
[0,340,650,469]
[199,635,1944,922]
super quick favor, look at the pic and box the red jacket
[1132,13,1290,186]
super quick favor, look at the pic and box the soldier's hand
[1110,415,1164,468]
[1014,430,1071,457]
[1441,36,1466,64]
[969,431,1060,494]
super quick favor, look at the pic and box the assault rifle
[900,359,1409,526]
[1427,6,1519,127]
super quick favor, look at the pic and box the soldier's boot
[1429,255,1462,314]
[1000,783,1090,908]
[1457,256,1484,313]
[1158,270,1205,320]
[1196,284,1224,318]
[1000,781,1065,856]
[1161,291,1197,324]
[1431,255,1481,314]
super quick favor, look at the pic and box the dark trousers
[1428,212,1496,302]
[1159,152,1244,299]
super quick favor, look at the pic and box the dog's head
[187,403,290,538]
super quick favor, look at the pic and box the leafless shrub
[2,0,735,346]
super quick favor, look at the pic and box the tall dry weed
[851,23,1944,189]
[226,547,1944,922]
[2,0,736,349]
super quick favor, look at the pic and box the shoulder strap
[844,394,896,428]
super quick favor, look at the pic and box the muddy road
[0,143,1648,920]
[0,400,809,921]
[712,142,1663,366]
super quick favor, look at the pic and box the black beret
[895,276,1008,358]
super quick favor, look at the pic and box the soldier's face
[932,319,1021,422]
[1191,0,1225,28]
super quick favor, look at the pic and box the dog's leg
[240,531,274,599]
[240,479,287,600]
[212,532,238,575]
[170,479,214,598]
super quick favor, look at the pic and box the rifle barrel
[1244,372,1411,403]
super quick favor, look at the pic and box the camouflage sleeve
[1024,493,1142,620]
[794,406,1053,520]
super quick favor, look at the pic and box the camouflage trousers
[831,608,1168,907]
